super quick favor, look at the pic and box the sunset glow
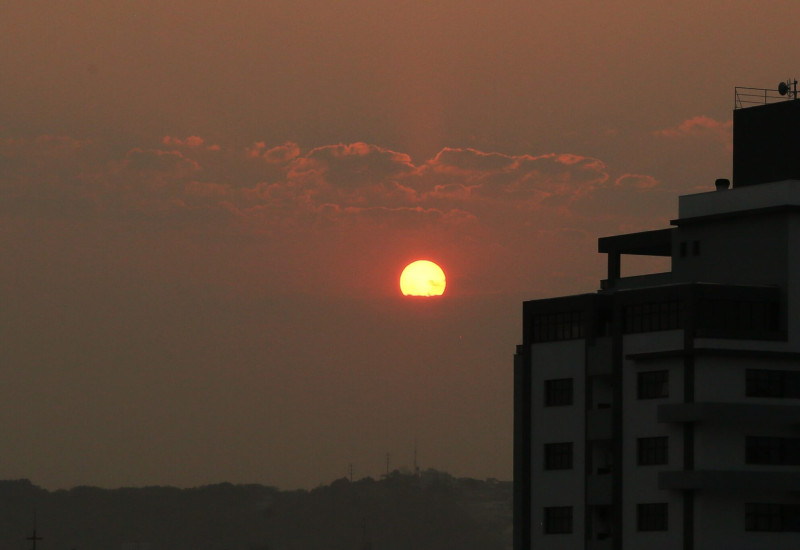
[3,0,795,494]
[400,260,447,297]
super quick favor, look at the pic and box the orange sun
[399,260,446,297]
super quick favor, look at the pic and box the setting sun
[399,260,447,297]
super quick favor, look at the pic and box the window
[544,442,573,470]
[637,437,668,465]
[638,370,669,399]
[623,301,682,333]
[544,506,573,534]
[532,311,586,343]
[545,378,573,407]
[692,240,700,255]
[746,503,800,532]
[637,503,668,531]
[696,299,780,335]
[746,369,800,398]
[746,436,800,465]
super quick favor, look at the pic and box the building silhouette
[514,86,800,549]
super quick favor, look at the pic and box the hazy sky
[1,1,797,490]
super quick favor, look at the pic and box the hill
[0,470,511,550]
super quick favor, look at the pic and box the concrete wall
[529,339,586,550]
[672,215,788,290]
[695,491,800,550]
[788,213,800,349]
[621,332,685,550]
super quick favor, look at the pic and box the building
[514,86,800,550]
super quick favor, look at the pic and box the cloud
[426,148,518,175]
[654,116,732,143]
[288,142,416,190]
[0,132,683,304]
[247,141,301,164]
[614,173,659,189]
[122,148,200,175]
[0,135,665,247]
[162,135,207,148]
[420,149,608,207]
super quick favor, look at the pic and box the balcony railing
[660,470,800,491]
[658,402,800,427]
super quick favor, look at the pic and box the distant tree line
[0,470,511,550]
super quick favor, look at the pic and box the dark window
[623,301,682,334]
[746,503,800,532]
[638,370,669,399]
[697,299,780,335]
[637,437,668,465]
[545,378,573,407]
[637,503,668,531]
[746,436,800,465]
[692,240,700,255]
[746,503,781,531]
[746,369,800,398]
[544,506,573,534]
[544,442,573,470]
[679,242,687,258]
[532,311,586,343]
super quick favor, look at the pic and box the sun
[399,260,447,297]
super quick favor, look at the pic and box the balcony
[587,337,612,375]
[587,407,614,440]
[587,475,613,505]
[658,402,800,427]
[659,470,800,491]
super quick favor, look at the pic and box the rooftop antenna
[778,79,798,99]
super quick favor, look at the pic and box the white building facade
[514,93,800,550]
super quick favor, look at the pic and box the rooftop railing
[735,83,796,109]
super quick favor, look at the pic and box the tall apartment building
[514,87,800,550]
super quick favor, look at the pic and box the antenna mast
[27,513,42,550]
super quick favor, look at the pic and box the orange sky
[1,1,797,489]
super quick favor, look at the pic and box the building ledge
[628,347,800,361]
[659,470,800,491]
[672,203,800,226]
[600,272,674,291]
[658,402,800,426]
[598,228,673,256]
[675,179,800,222]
